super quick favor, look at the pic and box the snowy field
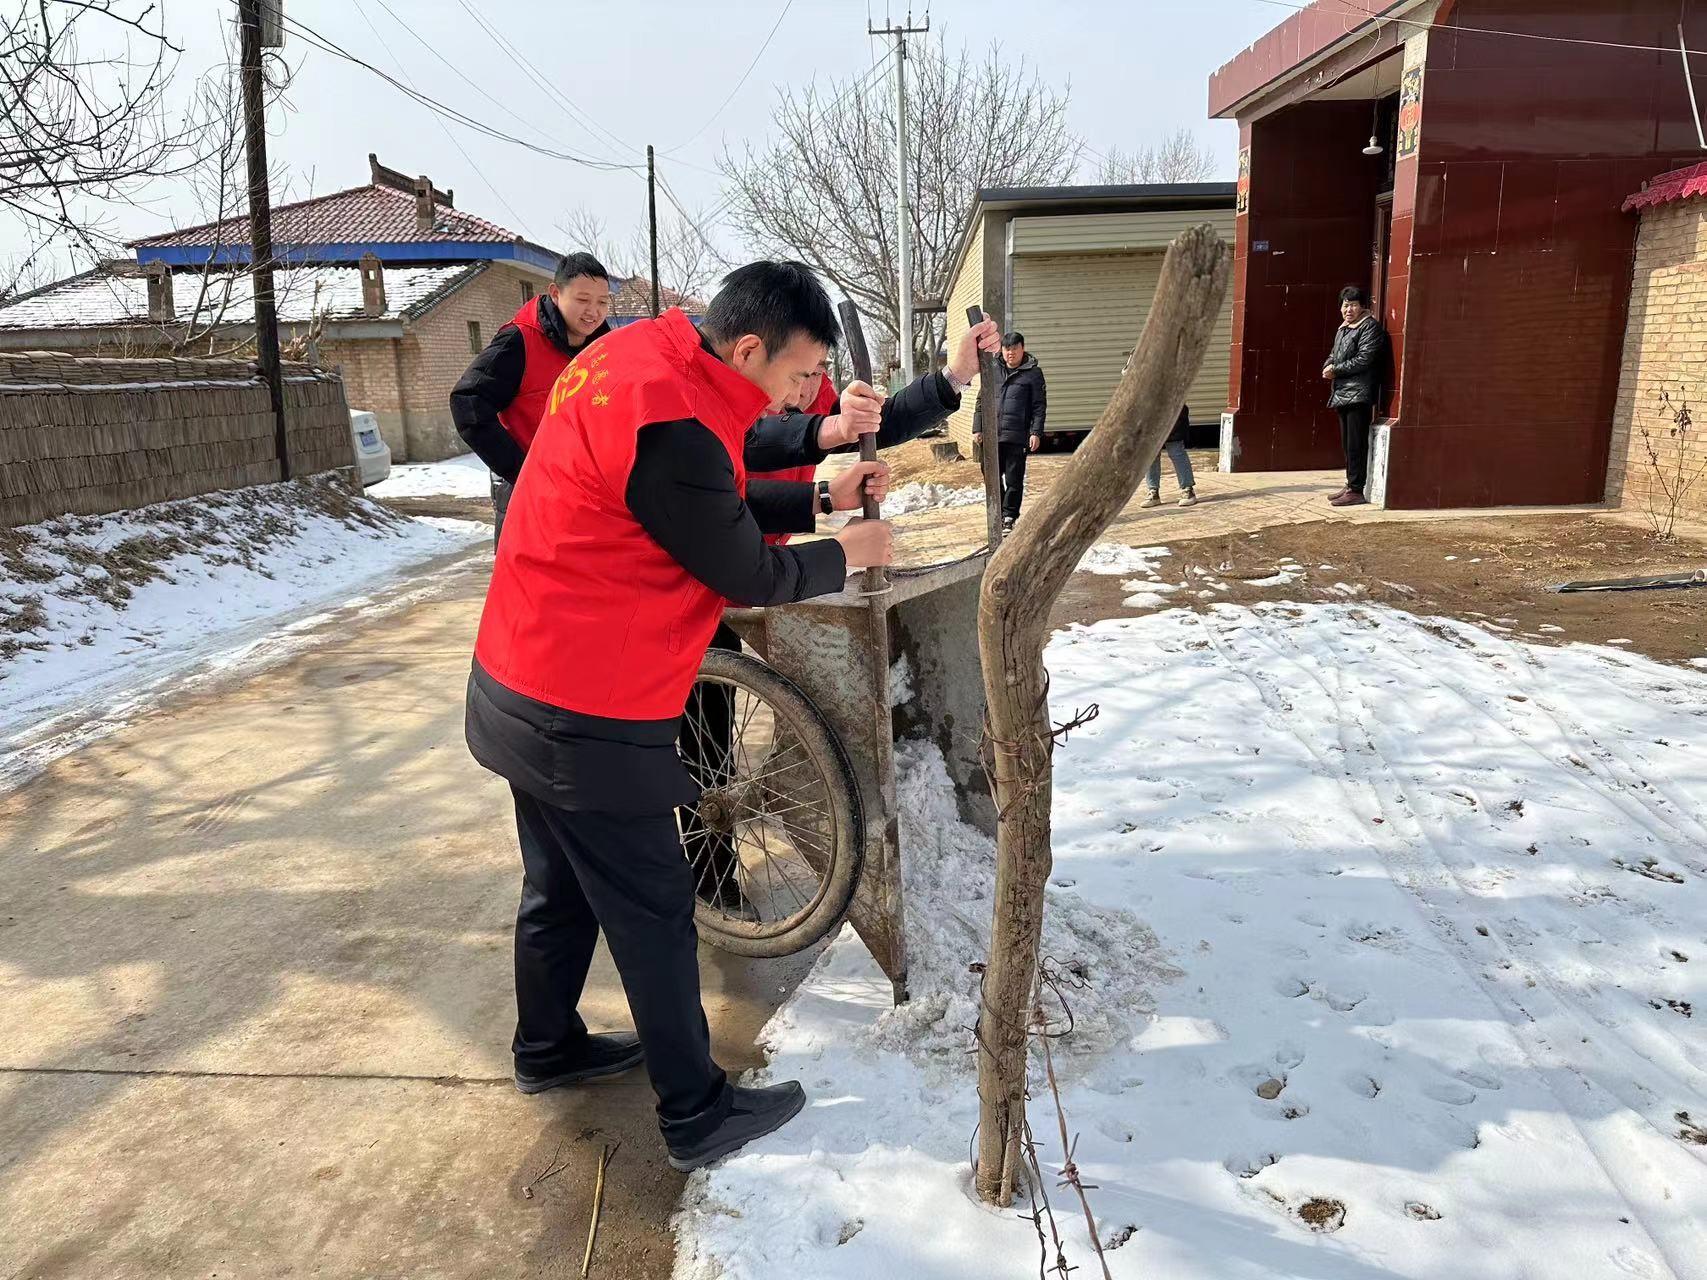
[675,602,1707,1280]
[365,451,493,499]
[0,479,485,777]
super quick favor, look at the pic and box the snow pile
[1,476,484,745]
[676,602,1707,1279]
[365,451,492,499]
[881,483,985,518]
[867,743,1179,1063]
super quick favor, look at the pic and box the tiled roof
[0,262,485,330]
[610,276,708,319]
[129,182,521,250]
[1623,162,1707,212]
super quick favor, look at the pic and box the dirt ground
[1050,514,1707,666]
[0,554,815,1280]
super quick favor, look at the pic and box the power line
[1243,0,1707,56]
[664,0,797,155]
[278,11,641,171]
[348,0,538,240]
[365,0,571,156]
[451,0,636,163]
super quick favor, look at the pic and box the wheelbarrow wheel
[678,648,864,958]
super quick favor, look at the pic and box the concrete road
[0,552,814,1279]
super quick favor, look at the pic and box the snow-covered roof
[0,262,485,331]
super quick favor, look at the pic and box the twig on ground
[580,1142,617,1278]
[521,1139,569,1200]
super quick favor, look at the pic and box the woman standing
[1322,285,1386,507]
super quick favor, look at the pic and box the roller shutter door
[1010,251,1231,432]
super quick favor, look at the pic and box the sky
[2,0,1287,275]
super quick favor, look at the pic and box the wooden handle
[836,300,885,548]
[967,306,1005,547]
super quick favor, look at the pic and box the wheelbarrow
[679,555,995,1004]
[678,305,1007,1004]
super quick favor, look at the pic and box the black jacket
[977,354,1046,443]
[464,413,844,815]
[744,369,962,473]
[448,296,612,484]
[1326,315,1385,410]
[1165,403,1189,446]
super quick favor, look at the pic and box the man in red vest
[449,251,613,543]
[465,261,892,1171]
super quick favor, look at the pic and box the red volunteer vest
[495,298,570,451]
[755,376,839,546]
[475,309,771,721]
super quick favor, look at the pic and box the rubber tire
[685,648,865,958]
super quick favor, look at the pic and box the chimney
[144,262,174,322]
[414,175,434,232]
[359,252,386,317]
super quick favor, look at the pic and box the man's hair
[701,260,840,355]
[554,251,609,287]
[1002,331,1025,347]
[1338,285,1369,306]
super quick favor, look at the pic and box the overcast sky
[6,0,1285,272]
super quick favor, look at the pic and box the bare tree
[557,200,724,305]
[719,40,1080,364]
[0,1,204,267]
[1093,127,1221,185]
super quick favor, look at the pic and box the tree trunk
[973,224,1231,1206]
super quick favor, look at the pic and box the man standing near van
[449,251,613,542]
[973,331,1046,530]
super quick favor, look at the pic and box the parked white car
[349,410,391,487]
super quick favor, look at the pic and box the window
[467,320,483,353]
[520,281,534,303]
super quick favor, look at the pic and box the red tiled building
[1210,0,1707,508]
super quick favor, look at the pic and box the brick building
[0,156,705,463]
[1608,163,1707,528]
[1209,0,1707,509]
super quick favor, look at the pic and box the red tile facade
[1217,0,1707,509]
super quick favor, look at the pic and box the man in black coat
[973,331,1046,529]
[1322,285,1387,507]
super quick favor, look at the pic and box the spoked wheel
[678,648,864,957]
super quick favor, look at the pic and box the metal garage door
[1010,251,1230,434]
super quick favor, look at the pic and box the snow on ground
[675,602,1707,1280]
[882,483,986,518]
[365,450,493,499]
[0,478,485,763]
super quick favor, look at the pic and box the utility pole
[238,0,290,481]
[869,12,928,384]
[646,145,661,318]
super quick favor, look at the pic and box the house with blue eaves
[0,156,702,462]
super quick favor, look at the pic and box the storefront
[1211,0,1707,508]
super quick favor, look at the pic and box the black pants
[1337,403,1374,494]
[998,440,1028,521]
[510,787,731,1140]
[678,623,740,902]
[490,475,512,548]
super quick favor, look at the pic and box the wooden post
[972,225,1230,1206]
[238,0,290,482]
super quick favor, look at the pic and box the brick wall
[317,264,535,464]
[1607,200,1707,526]
[0,353,353,527]
[394,263,536,462]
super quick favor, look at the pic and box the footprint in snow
[1424,1080,1478,1107]
[1224,1151,1280,1179]
[1344,1073,1382,1098]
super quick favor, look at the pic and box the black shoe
[514,1033,645,1094]
[666,1080,806,1172]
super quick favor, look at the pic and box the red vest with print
[475,308,771,721]
[754,376,838,546]
[494,298,569,451]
